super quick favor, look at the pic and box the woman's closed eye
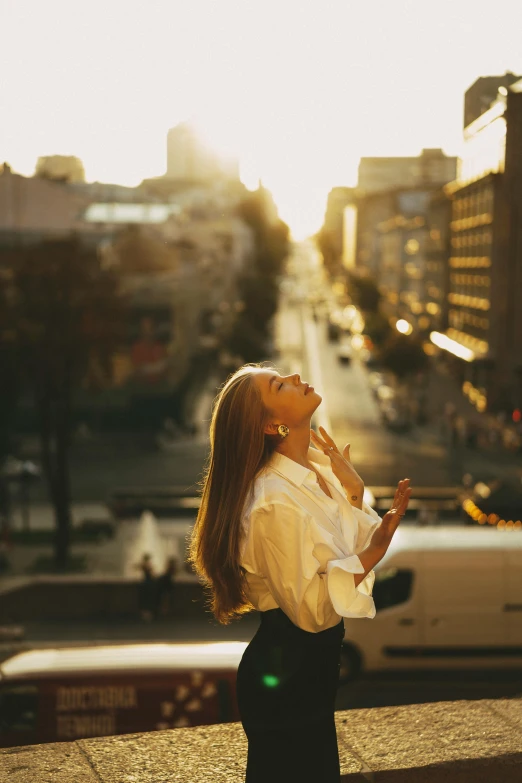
[278,382,283,390]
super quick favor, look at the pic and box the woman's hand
[355,480,411,585]
[369,478,412,558]
[310,426,364,505]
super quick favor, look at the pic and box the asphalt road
[2,615,520,710]
[314,317,452,489]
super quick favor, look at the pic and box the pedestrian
[136,553,155,622]
[189,364,411,782]
[155,556,178,617]
[0,541,9,575]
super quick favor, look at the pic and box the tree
[232,190,290,361]
[2,236,124,569]
[347,272,382,313]
[0,268,20,538]
[380,332,429,380]
[35,155,86,183]
[314,227,337,275]
[362,311,392,348]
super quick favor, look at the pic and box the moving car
[339,526,522,682]
[0,641,247,747]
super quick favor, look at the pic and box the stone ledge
[1,698,521,782]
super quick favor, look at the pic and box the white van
[340,526,522,681]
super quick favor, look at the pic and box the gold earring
[278,424,289,439]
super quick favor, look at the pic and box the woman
[189,364,411,782]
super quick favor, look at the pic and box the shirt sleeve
[249,501,376,633]
[352,500,382,553]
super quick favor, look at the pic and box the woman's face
[254,370,322,430]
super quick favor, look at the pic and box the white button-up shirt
[240,447,382,633]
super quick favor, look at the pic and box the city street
[285,240,522,492]
[2,240,521,710]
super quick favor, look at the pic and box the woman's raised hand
[310,426,364,502]
[369,478,412,557]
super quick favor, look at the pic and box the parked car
[368,372,386,395]
[337,342,353,365]
[339,526,522,682]
[0,641,247,747]
[376,385,395,403]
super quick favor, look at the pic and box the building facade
[166,122,239,182]
[424,190,452,336]
[436,80,522,414]
[463,72,521,129]
[357,148,457,195]
[322,186,355,259]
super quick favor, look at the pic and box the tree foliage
[0,236,124,568]
[362,310,393,348]
[380,332,429,379]
[347,272,382,313]
[314,227,337,275]
[232,190,290,361]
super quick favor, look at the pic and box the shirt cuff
[352,503,381,550]
[326,555,376,619]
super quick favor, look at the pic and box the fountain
[121,510,173,578]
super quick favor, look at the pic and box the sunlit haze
[2,0,522,238]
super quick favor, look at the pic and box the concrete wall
[2,697,520,781]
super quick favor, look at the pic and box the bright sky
[2,0,522,238]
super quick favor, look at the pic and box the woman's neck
[275,423,313,468]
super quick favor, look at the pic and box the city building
[463,71,521,129]
[322,186,355,260]
[354,181,455,337]
[0,163,254,430]
[165,122,239,183]
[357,148,457,195]
[424,190,452,335]
[372,189,432,331]
[433,78,522,415]
[0,164,91,241]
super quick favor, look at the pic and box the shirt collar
[268,446,330,487]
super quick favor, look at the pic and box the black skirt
[236,608,345,783]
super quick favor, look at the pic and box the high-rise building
[321,186,355,271]
[357,148,457,195]
[166,122,239,182]
[434,78,522,415]
[463,72,521,129]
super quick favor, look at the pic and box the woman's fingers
[391,486,412,518]
[310,430,326,450]
[310,428,338,455]
[392,480,405,507]
[388,480,412,520]
[393,478,409,507]
[318,426,340,452]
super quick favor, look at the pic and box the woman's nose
[292,373,301,385]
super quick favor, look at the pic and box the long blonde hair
[188,364,279,624]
